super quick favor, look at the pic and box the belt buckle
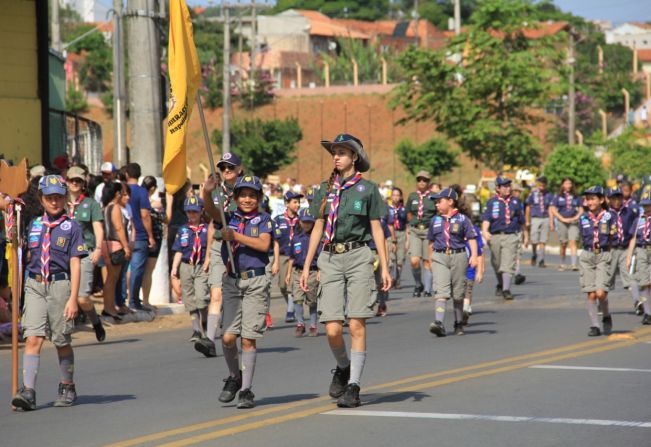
[417,224,426,230]
[34,274,43,282]
[335,243,346,254]
[594,248,601,255]
[241,270,251,280]
[445,248,452,255]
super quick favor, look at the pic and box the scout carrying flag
[163,0,201,195]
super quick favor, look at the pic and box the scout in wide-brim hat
[320,133,370,173]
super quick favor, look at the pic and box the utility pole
[126,0,163,172]
[222,5,231,154]
[112,0,127,166]
[454,0,461,35]
[250,0,257,79]
[413,0,419,46]
[52,0,62,52]
[568,32,576,145]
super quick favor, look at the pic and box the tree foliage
[543,144,606,192]
[393,0,564,170]
[236,70,276,110]
[607,128,651,181]
[395,138,460,177]
[211,118,302,178]
[66,83,88,114]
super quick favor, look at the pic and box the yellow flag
[163,0,201,195]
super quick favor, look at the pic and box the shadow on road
[74,338,142,349]
[43,394,137,406]
[361,391,430,406]
[258,346,300,354]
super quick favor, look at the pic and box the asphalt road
[2,254,650,447]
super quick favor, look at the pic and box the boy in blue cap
[171,195,212,353]
[285,208,321,336]
[12,175,87,410]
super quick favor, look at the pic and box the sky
[185,0,651,25]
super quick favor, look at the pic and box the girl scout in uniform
[578,186,616,336]
[481,176,525,301]
[12,175,87,411]
[171,196,212,353]
[427,188,478,337]
[406,171,437,297]
[66,166,106,342]
[300,133,391,408]
[388,187,408,288]
[626,192,651,325]
[285,208,321,337]
[550,177,583,271]
[525,176,553,268]
[202,175,273,409]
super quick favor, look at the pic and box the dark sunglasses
[416,177,429,182]
[218,164,236,172]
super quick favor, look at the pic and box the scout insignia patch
[77,245,85,252]
[251,227,259,237]
[353,200,362,212]
[56,237,66,247]
[356,184,365,192]
[600,223,608,234]
[452,223,460,233]
[60,221,72,231]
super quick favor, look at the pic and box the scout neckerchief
[564,191,573,213]
[442,209,459,249]
[587,209,606,250]
[188,223,205,265]
[643,214,651,243]
[228,210,259,271]
[625,198,634,209]
[611,207,624,246]
[416,190,428,221]
[324,172,363,246]
[283,211,299,243]
[496,194,512,225]
[214,182,233,212]
[393,203,404,230]
[68,194,85,218]
[537,189,545,215]
[40,213,69,283]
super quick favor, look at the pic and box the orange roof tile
[631,22,651,30]
[294,9,370,39]
[639,49,651,62]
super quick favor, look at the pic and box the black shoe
[495,285,503,297]
[454,322,465,336]
[602,315,613,335]
[412,286,423,298]
[93,321,106,342]
[337,383,361,408]
[514,274,526,285]
[538,260,546,268]
[53,383,77,407]
[588,326,601,337]
[194,337,217,357]
[502,290,514,301]
[429,320,446,337]
[189,331,202,342]
[530,255,537,266]
[423,291,432,298]
[462,310,470,326]
[219,374,242,403]
[329,365,350,398]
[11,387,36,411]
[642,314,651,325]
[635,301,644,316]
[129,301,144,311]
[236,388,255,409]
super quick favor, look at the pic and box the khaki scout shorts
[79,255,95,297]
[180,262,210,312]
[634,247,651,287]
[22,277,74,347]
[608,248,634,290]
[557,221,580,243]
[579,250,612,293]
[432,251,468,301]
[317,245,377,322]
[530,217,549,245]
[292,268,318,307]
[409,227,430,259]
[391,230,406,267]
[488,233,520,275]
[209,240,226,289]
[278,255,290,299]
[221,274,269,339]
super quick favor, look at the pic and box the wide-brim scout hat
[298,208,315,222]
[39,175,67,195]
[67,166,86,182]
[496,176,512,186]
[430,188,458,201]
[511,182,523,191]
[606,187,623,198]
[583,185,605,197]
[415,170,432,181]
[284,191,304,202]
[217,152,242,169]
[321,134,370,173]
[183,195,204,212]
[234,175,263,192]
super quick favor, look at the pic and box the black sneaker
[454,322,465,336]
[337,383,361,408]
[602,315,613,335]
[189,331,202,342]
[588,326,601,337]
[219,374,242,403]
[502,290,514,301]
[236,388,255,409]
[11,387,36,411]
[462,310,470,326]
[538,260,546,268]
[329,365,350,398]
[635,301,644,316]
[514,274,526,285]
[412,285,423,298]
[642,314,651,325]
[495,285,504,297]
[429,321,446,337]
[93,321,106,342]
[53,383,77,407]
[423,291,433,298]
[194,337,217,357]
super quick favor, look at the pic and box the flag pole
[195,93,236,271]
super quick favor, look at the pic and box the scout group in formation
[11,133,651,412]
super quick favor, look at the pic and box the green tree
[393,0,564,170]
[608,128,651,181]
[395,138,460,177]
[211,118,302,178]
[543,144,606,192]
[237,70,276,110]
[66,83,88,113]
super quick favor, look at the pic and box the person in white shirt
[94,162,118,203]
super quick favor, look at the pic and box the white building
[605,22,651,50]
[61,0,111,23]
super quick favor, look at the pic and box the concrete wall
[256,15,310,53]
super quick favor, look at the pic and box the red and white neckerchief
[188,223,205,265]
[612,208,624,246]
[443,209,459,249]
[283,211,299,243]
[324,172,363,246]
[228,210,259,272]
[588,210,606,250]
[496,194,512,225]
[537,190,545,215]
[416,190,428,221]
[643,215,651,243]
[564,192,573,212]
[68,194,85,217]
[214,183,233,212]
[393,203,404,230]
[40,213,69,283]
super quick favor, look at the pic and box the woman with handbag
[101,182,132,320]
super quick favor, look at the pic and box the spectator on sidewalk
[141,175,167,309]
[94,162,118,204]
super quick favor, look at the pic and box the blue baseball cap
[284,191,304,202]
[183,195,204,212]
[234,175,263,192]
[38,175,67,195]
[606,187,623,198]
[430,188,458,201]
[496,176,512,186]
[583,185,605,196]
[306,187,315,201]
[298,208,315,222]
[217,152,242,168]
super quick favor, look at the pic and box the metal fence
[49,108,103,174]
